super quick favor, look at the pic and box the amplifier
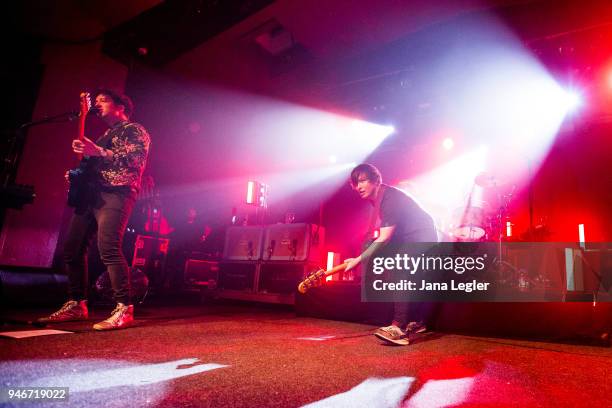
[258,262,318,295]
[218,262,257,291]
[223,226,264,260]
[132,235,169,288]
[132,235,169,267]
[184,259,219,286]
[262,223,324,263]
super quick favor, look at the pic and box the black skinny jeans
[63,190,135,305]
[391,228,439,329]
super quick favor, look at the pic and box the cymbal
[475,172,505,188]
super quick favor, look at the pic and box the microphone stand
[2,110,80,188]
[0,110,81,231]
[492,183,521,288]
[18,110,80,130]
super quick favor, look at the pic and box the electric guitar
[67,92,95,208]
[297,262,348,294]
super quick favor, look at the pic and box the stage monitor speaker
[218,262,257,291]
[262,223,324,263]
[223,226,264,260]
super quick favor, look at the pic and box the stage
[2,302,611,407]
[3,1,612,406]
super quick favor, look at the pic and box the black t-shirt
[172,220,202,251]
[378,185,437,243]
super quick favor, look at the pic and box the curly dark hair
[92,88,134,118]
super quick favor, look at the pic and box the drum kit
[447,171,514,243]
[435,171,557,290]
[443,172,552,290]
[445,172,524,287]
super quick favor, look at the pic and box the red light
[578,224,585,247]
[326,252,340,281]
[326,252,335,271]
[246,181,268,208]
[246,181,255,204]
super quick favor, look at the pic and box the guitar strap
[96,121,129,149]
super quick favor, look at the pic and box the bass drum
[451,206,487,241]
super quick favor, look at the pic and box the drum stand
[491,185,522,288]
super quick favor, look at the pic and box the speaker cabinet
[184,260,219,286]
[132,234,169,288]
[218,262,257,291]
[262,223,324,263]
[223,226,264,260]
[258,262,318,295]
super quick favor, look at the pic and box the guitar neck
[322,262,349,277]
[76,92,90,161]
[78,115,86,140]
[78,114,86,161]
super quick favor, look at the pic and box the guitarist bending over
[344,164,438,345]
[39,89,150,330]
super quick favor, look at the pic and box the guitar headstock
[79,92,91,118]
[297,267,326,294]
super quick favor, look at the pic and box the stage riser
[295,284,392,324]
[436,302,611,340]
[0,270,68,305]
[295,284,611,342]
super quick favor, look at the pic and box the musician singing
[39,89,150,330]
[344,163,438,345]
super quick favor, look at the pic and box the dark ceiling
[12,0,612,117]
[16,0,162,43]
[16,1,612,74]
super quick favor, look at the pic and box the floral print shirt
[95,120,150,192]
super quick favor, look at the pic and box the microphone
[268,240,275,259]
[291,239,298,258]
[66,110,80,120]
[67,106,99,120]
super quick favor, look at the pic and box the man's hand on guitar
[344,256,362,272]
[297,262,350,293]
[72,137,104,157]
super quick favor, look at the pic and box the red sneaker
[38,300,88,323]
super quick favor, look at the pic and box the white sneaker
[93,303,134,331]
[374,325,409,346]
